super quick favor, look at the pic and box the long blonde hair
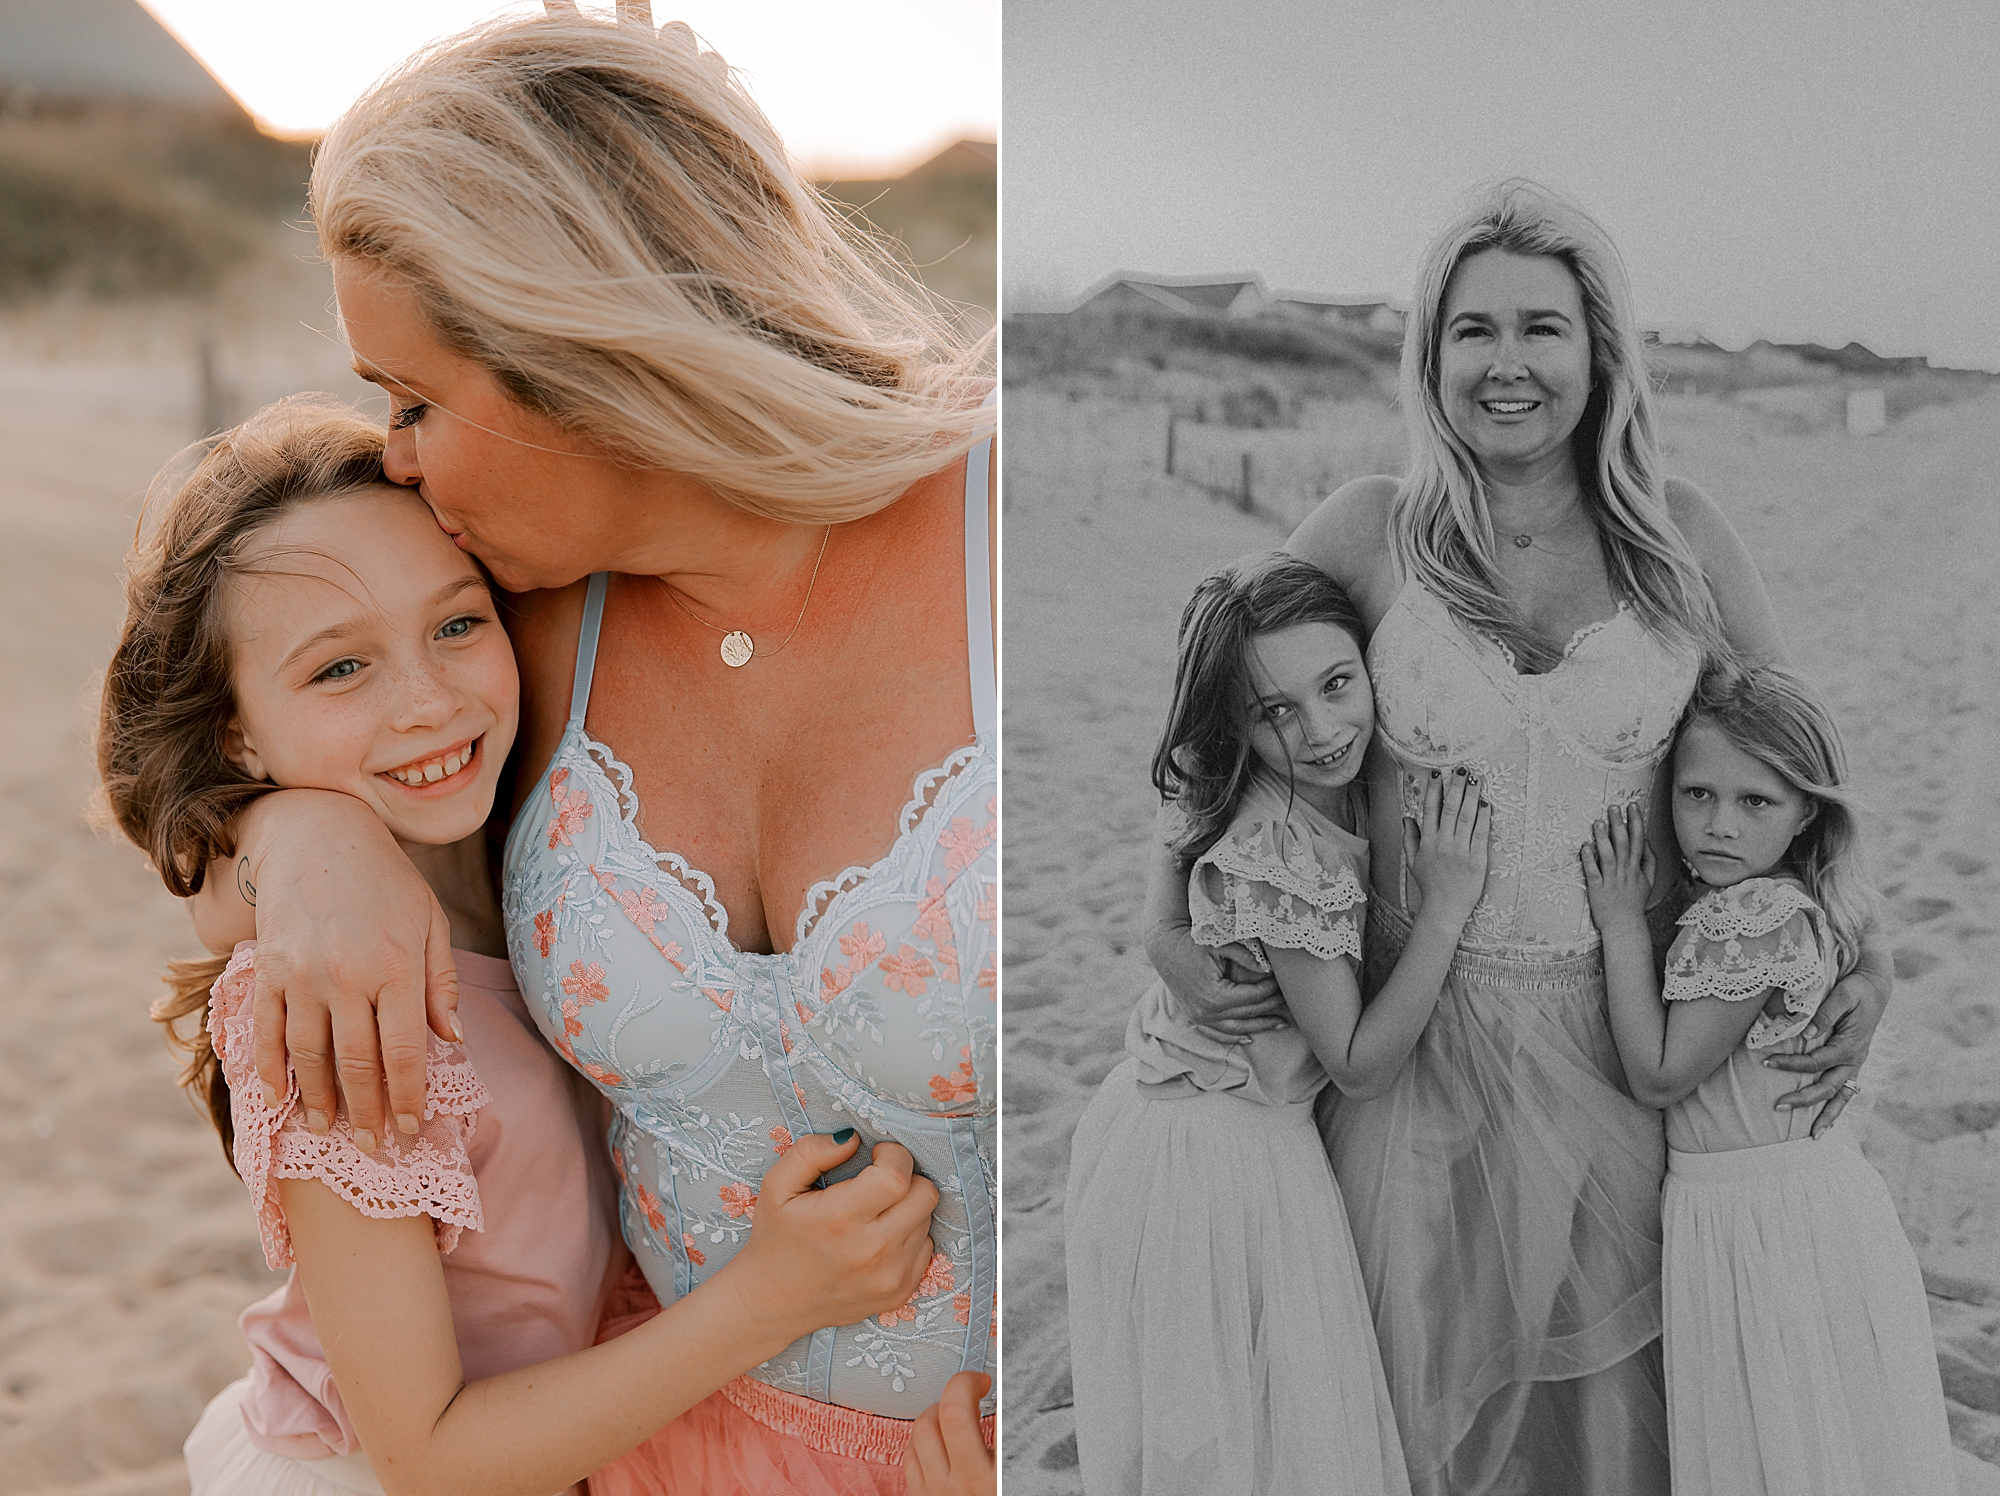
[311,13,992,521]
[1679,663,1878,978]
[1392,179,1724,673]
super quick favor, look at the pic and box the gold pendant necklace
[661,527,832,668]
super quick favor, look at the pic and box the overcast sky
[1004,0,2000,371]
[141,0,997,175]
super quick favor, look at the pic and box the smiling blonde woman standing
[194,10,995,1494]
[1148,180,1893,1496]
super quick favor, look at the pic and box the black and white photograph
[1002,3,2000,1494]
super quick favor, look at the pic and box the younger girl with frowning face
[1581,664,1956,1496]
[97,398,940,1496]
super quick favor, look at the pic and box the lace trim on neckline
[559,722,989,954]
[793,739,987,948]
[1473,598,1633,675]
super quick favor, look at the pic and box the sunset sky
[1005,0,2000,370]
[139,0,997,175]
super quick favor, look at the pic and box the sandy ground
[0,275,373,1494]
[1000,385,2000,1493]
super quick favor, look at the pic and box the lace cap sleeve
[1662,880,1832,1049]
[1189,815,1366,968]
[207,944,490,1270]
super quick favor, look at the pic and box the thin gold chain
[659,526,833,661]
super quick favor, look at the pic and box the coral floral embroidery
[939,815,996,878]
[929,1048,978,1107]
[880,1252,956,1325]
[545,768,593,849]
[769,1126,794,1155]
[718,1182,758,1219]
[682,1232,707,1267]
[880,945,936,996]
[635,1181,668,1234]
[533,908,557,958]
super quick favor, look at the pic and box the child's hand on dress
[1403,768,1491,931]
[903,1370,994,1496]
[715,1131,938,1349]
[1581,801,1654,936]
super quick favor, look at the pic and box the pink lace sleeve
[206,944,490,1270]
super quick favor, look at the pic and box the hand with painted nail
[715,1130,941,1347]
[1404,761,1492,931]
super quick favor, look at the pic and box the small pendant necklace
[660,526,833,668]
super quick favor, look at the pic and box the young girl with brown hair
[98,396,939,1496]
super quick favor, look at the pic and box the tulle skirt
[1663,1134,1957,1496]
[1321,903,1669,1496]
[184,1378,395,1496]
[586,1263,976,1496]
[1064,1057,1411,1496]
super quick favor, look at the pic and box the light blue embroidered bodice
[501,444,995,1418]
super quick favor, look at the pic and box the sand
[0,275,373,1494]
[999,385,2000,1494]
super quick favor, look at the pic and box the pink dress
[183,945,626,1496]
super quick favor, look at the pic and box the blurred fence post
[1240,452,1253,512]
[196,331,227,438]
[1165,415,1176,476]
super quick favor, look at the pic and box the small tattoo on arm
[236,857,256,907]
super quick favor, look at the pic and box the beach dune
[1000,385,2000,1495]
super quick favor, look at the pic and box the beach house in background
[1271,289,1406,336]
[1064,272,1407,336]
[0,0,249,117]
[1072,271,1271,319]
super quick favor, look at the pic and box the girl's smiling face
[1437,248,1594,479]
[1242,620,1374,816]
[1672,715,1817,887]
[223,485,520,850]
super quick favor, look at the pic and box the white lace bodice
[1367,583,1700,955]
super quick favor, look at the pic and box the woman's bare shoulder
[1286,474,1398,590]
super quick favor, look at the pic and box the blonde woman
[1145,180,1892,1496]
[194,10,995,1494]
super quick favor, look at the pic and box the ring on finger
[1838,1080,1861,1097]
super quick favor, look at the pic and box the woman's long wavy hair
[311,12,993,522]
[1393,178,1726,673]
[96,397,392,1165]
[1680,663,1878,978]
[1151,553,1369,863]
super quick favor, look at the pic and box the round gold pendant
[719,630,755,668]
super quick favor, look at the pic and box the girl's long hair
[1681,663,1878,977]
[1393,178,1726,673]
[1151,552,1369,862]
[96,396,391,1165]
[311,12,993,523]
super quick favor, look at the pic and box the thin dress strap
[569,572,610,726]
[963,400,996,744]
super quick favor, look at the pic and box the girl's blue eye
[1744,795,1771,809]
[1324,674,1348,695]
[438,616,476,639]
[318,659,361,682]
[391,402,429,430]
[1681,786,1708,801]
[1263,702,1292,720]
